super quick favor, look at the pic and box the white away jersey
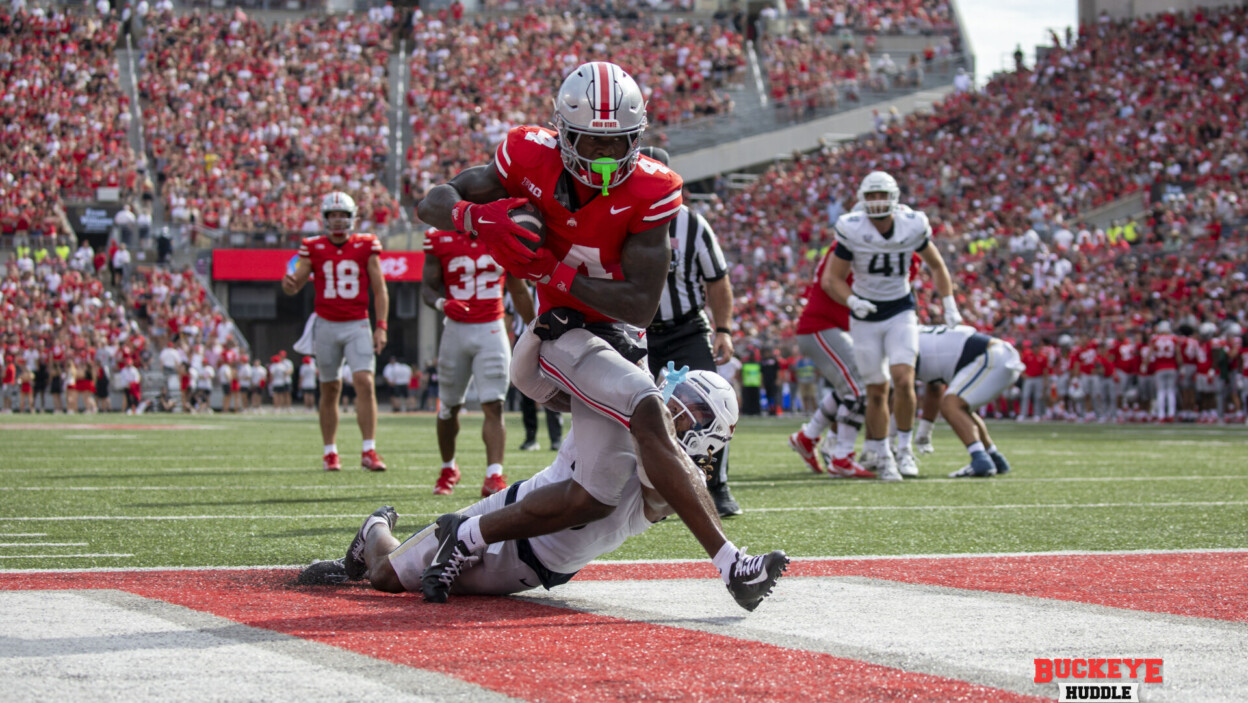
[916,324,988,384]
[834,204,931,301]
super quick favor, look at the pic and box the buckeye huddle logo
[1034,658,1163,702]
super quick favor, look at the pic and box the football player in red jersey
[787,243,874,478]
[421,229,534,497]
[282,191,390,472]
[415,61,786,611]
[1150,320,1180,422]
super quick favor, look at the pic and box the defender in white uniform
[298,368,739,597]
[825,171,960,481]
[914,325,1024,477]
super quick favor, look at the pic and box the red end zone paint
[576,552,1248,623]
[2,569,1047,703]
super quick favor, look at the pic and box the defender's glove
[846,294,878,319]
[533,307,585,341]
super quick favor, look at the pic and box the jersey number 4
[867,252,908,277]
[321,260,361,299]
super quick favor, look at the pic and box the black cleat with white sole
[344,505,397,580]
[726,549,789,612]
[298,558,351,585]
[421,512,475,603]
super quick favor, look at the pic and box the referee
[640,147,741,517]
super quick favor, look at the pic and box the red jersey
[1193,339,1212,374]
[423,229,506,323]
[795,246,850,333]
[1072,345,1100,375]
[299,233,382,322]
[494,126,682,323]
[1179,337,1203,367]
[1149,333,1180,371]
[1138,343,1154,376]
[1020,347,1049,377]
[1112,339,1139,375]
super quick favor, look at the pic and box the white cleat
[877,454,903,482]
[896,448,919,478]
[914,437,935,454]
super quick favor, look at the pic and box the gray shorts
[314,317,375,382]
[438,318,511,407]
[797,328,863,401]
[512,325,656,507]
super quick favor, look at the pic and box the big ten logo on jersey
[522,177,542,199]
[524,130,558,149]
[447,255,504,301]
[319,260,361,299]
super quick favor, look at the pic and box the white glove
[846,295,878,319]
[942,295,963,327]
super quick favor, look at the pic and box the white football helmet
[857,171,901,218]
[552,61,647,192]
[660,369,739,465]
[1225,322,1243,338]
[1198,321,1218,338]
[1058,334,1074,347]
[321,191,357,233]
[1156,320,1172,335]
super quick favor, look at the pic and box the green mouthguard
[590,158,617,196]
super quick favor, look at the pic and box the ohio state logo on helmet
[553,61,648,193]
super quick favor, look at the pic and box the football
[508,202,546,252]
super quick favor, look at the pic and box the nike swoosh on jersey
[610,205,632,214]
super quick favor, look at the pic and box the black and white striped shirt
[655,206,729,323]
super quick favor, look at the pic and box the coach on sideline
[640,147,741,517]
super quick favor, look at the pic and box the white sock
[803,412,830,440]
[712,540,739,584]
[865,438,884,455]
[967,441,985,455]
[897,430,912,452]
[442,459,456,470]
[324,444,337,456]
[457,515,486,552]
[362,515,389,541]
[485,463,503,478]
[834,421,858,459]
[362,439,375,452]
[917,419,934,441]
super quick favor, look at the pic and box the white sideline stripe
[2,548,1243,574]
[3,474,1248,491]
[523,577,1248,702]
[0,591,515,702]
[0,533,46,537]
[0,542,88,547]
[2,501,1246,522]
[0,554,134,559]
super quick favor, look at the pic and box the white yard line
[0,533,46,537]
[0,542,88,547]
[0,553,134,559]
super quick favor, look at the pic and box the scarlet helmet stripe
[597,62,611,120]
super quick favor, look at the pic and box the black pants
[646,317,731,486]
[521,392,563,444]
[741,386,761,416]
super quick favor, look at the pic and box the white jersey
[833,204,931,302]
[196,365,215,391]
[268,362,288,387]
[916,324,990,384]
[299,363,318,389]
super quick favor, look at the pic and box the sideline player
[300,369,740,599]
[912,325,1023,477]
[788,242,875,478]
[637,146,742,516]
[415,61,787,611]
[824,171,960,481]
[421,228,534,497]
[282,191,390,471]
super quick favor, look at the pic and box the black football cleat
[420,513,476,603]
[298,558,351,585]
[344,505,397,580]
[726,549,789,612]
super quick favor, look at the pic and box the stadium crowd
[135,9,399,238]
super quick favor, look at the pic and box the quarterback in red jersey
[282,191,390,472]
[415,61,786,611]
[421,229,534,498]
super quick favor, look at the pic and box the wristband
[450,201,472,234]
[549,262,576,293]
[435,298,446,312]
[375,320,388,331]
[715,327,731,335]
[941,295,958,311]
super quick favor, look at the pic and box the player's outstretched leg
[344,505,397,580]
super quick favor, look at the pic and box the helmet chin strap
[590,158,617,196]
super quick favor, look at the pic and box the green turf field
[2,413,1246,570]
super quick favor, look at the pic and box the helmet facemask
[553,62,648,196]
[660,369,738,469]
[857,171,900,219]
